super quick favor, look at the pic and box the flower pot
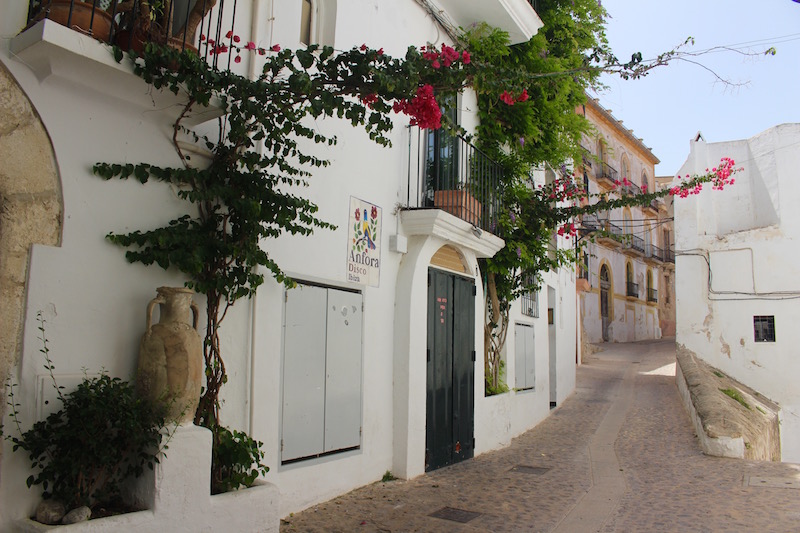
[137,287,203,424]
[434,189,482,226]
[35,1,113,43]
[115,29,199,55]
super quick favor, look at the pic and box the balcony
[665,247,675,264]
[623,234,645,256]
[24,0,228,64]
[406,129,503,233]
[597,162,619,188]
[626,281,639,298]
[647,288,658,303]
[436,0,543,45]
[643,197,661,215]
[646,244,664,263]
[596,220,624,247]
[621,181,641,196]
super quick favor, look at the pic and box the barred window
[754,316,775,343]
[521,284,539,318]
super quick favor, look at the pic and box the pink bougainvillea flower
[259,48,266,55]
[431,60,441,69]
[270,44,281,52]
[517,89,529,102]
[226,30,233,39]
[234,55,242,63]
[245,41,256,50]
[233,35,241,43]
[200,34,206,41]
[377,48,384,55]
[500,91,515,105]
[462,50,471,64]
[360,43,368,51]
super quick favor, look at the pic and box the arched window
[597,138,607,164]
[300,0,337,46]
[621,157,630,181]
[641,171,649,193]
[623,209,632,236]
[626,262,637,297]
[646,269,656,302]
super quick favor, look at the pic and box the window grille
[754,316,775,343]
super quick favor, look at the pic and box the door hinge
[427,348,431,362]
[471,350,476,362]
[472,285,477,296]
[280,439,284,452]
[472,438,475,449]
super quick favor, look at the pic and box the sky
[594,0,800,176]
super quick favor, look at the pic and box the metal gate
[600,265,610,342]
[426,268,475,472]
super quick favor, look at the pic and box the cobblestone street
[281,340,800,532]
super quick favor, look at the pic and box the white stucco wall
[0,0,569,526]
[675,124,800,462]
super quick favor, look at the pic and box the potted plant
[4,313,169,525]
[28,0,117,43]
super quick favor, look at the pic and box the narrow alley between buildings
[281,340,800,532]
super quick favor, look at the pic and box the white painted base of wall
[676,362,745,459]
[12,425,279,532]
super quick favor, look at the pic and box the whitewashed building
[0,0,577,529]
[674,124,800,462]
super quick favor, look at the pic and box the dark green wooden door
[426,268,475,472]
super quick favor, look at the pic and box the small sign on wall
[347,196,381,287]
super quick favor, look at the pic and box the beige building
[577,98,674,343]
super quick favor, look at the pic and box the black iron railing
[407,128,503,233]
[25,0,234,68]
[646,244,663,261]
[622,181,641,196]
[599,162,619,184]
[665,247,675,263]
[626,281,639,298]
[647,288,658,302]
[630,234,644,253]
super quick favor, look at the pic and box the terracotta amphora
[137,287,203,425]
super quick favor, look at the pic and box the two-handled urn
[137,287,203,425]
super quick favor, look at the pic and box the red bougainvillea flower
[393,84,442,129]
[245,41,256,50]
[234,55,242,63]
[462,50,470,64]
[500,91,515,105]
[360,93,379,108]
[233,35,241,43]
[226,30,233,38]
[360,43,368,51]
[517,89,529,102]
[270,44,281,52]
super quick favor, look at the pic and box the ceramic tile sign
[347,197,382,287]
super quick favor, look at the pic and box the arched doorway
[600,265,611,341]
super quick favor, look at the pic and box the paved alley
[280,340,800,532]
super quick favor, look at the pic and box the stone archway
[0,61,62,407]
